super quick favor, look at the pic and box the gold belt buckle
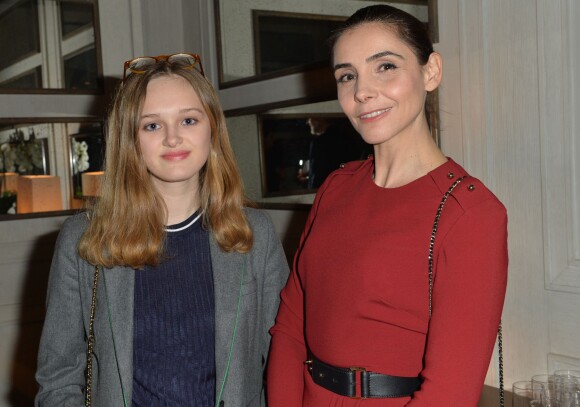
[349,366,367,399]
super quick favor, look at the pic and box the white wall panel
[455,0,547,390]
[539,0,580,294]
[448,1,580,402]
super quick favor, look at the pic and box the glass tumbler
[554,370,580,407]
[532,375,557,406]
[513,380,535,407]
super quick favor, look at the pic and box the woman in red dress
[267,5,508,406]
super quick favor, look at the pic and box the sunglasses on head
[122,53,205,82]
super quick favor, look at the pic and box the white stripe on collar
[165,211,203,233]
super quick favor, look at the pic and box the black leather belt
[306,353,422,399]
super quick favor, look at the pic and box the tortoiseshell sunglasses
[122,52,204,82]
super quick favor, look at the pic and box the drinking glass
[532,375,557,406]
[559,391,580,407]
[513,381,535,407]
[554,370,580,407]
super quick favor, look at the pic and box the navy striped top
[132,211,215,406]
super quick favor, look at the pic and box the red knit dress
[268,157,508,406]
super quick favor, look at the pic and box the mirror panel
[70,128,104,199]
[258,113,371,196]
[61,1,94,37]
[0,128,49,176]
[253,10,344,76]
[227,100,348,205]
[0,120,103,217]
[0,0,102,92]
[215,0,434,88]
[0,0,40,76]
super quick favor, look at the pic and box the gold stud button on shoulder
[447,172,454,179]
[339,163,346,168]
[467,184,475,191]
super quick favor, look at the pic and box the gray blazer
[35,208,289,407]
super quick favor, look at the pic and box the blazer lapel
[210,235,246,395]
[101,265,135,402]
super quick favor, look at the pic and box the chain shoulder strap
[85,265,100,407]
[427,176,504,407]
[428,176,465,317]
[497,324,504,406]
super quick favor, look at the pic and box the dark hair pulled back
[329,5,433,65]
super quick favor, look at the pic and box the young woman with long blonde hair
[36,54,289,407]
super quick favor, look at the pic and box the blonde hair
[79,61,253,268]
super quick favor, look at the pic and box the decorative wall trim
[548,353,580,373]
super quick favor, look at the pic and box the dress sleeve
[267,179,331,406]
[408,198,508,406]
[35,218,87,406]
[258,212,291,365]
